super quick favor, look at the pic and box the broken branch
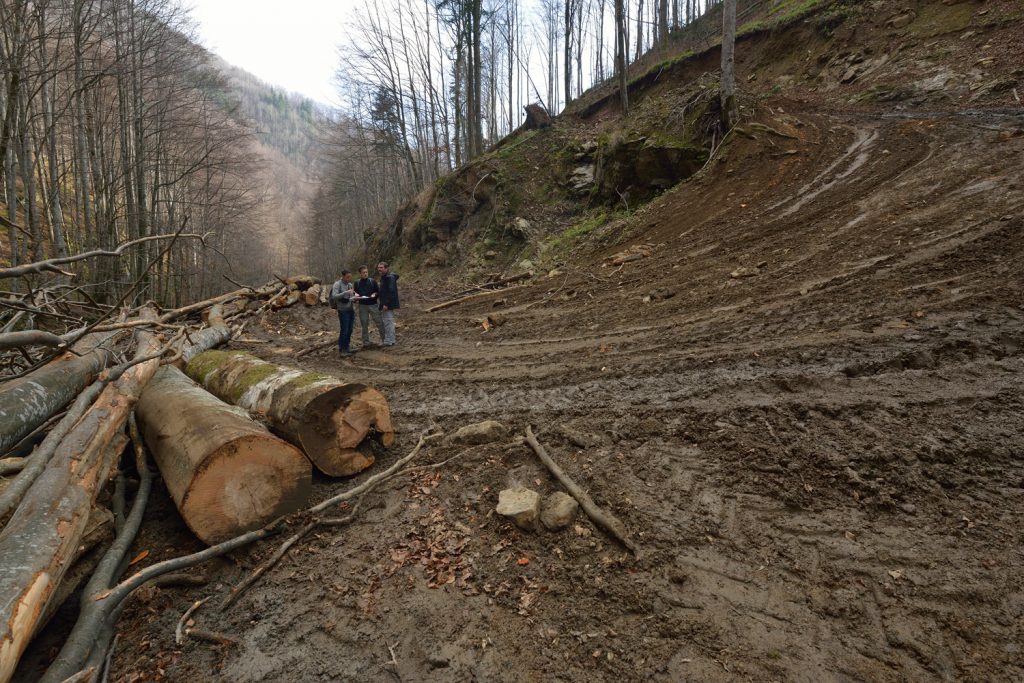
[524,426,638,554]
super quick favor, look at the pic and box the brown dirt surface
[15,2,1023,681]
[66,103,1021,683]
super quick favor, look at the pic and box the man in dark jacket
[354,265,385,347]
[376,261,400,347]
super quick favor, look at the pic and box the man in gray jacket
[329,270,356,356]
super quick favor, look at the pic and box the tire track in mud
[190,109,1024,682]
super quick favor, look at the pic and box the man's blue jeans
[337,309,355,352]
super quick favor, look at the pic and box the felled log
[0,312,162,683]
[0,330,121,454]
[426,285,530,313]
[269,289,301,310]
[36,506,114,636]
[186,350,394,476]
[179,304,231,365]
[452,271,533,298]
[136,366,312,544]
[302,284,322,306]
[158,283,278,324]
[285,275,320,290]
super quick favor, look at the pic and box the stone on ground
[496,487,541,529]
[451,420,508,445]
[540,491,579,531]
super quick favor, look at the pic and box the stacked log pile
[0,265,390,682]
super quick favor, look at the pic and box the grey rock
[450,420,508,445]
[888,12,914,29]
[559,424,603,448]
[511,217,532,238]
[427,653,450,669]
[497,487,541,529]
[569,164,595,192]
[540,491,579,531]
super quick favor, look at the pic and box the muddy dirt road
[35,108,1018,682]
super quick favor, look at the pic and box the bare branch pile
[0,272,391,683]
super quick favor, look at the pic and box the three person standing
[330,262,400,356]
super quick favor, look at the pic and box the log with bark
[0,331,121,454]
[136,365,312,544]
[178,304,231,365]
[0,312,161,683]
[451,271,533,298]
[35,506,114,636]
[185,350,394,476]
[302,284,322,306]
[426,284,530,313]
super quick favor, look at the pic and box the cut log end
[180,435,311,545]
[298,386,393,477]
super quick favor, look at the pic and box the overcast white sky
[188,0,357,106]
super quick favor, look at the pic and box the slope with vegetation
[366,0,1021,282]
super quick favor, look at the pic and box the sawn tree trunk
[185,350,393,477]
[136,365,312,544]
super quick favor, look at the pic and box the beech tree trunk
[185,350,394,477]
[35,506,114,636]
[720,0,737,130]
[0,331,120,454]
[614,0,629,115]
[136,366,312,544]
[0,315,161,683]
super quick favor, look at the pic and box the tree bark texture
[720,0,737,130]
[0,331,120,455]
[136,365,312,545]
[0,317,161,683]
[185,350,394,477]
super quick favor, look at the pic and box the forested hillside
[0,0,324,311]
[207,57,326,276]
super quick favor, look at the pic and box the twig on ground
[524,426,638,554]
[188,629,239,647]
[425,285,530,313]
[219,520,318,610]
[296,339,335,358]
[221,431,434,609]
[176,598,209,645]
[99,634,118,683]
[385,641,401,680]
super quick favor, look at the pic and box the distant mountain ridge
[199,52,327,273]
[207,54,328,175]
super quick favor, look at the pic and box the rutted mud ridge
[27,102,1015,682]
